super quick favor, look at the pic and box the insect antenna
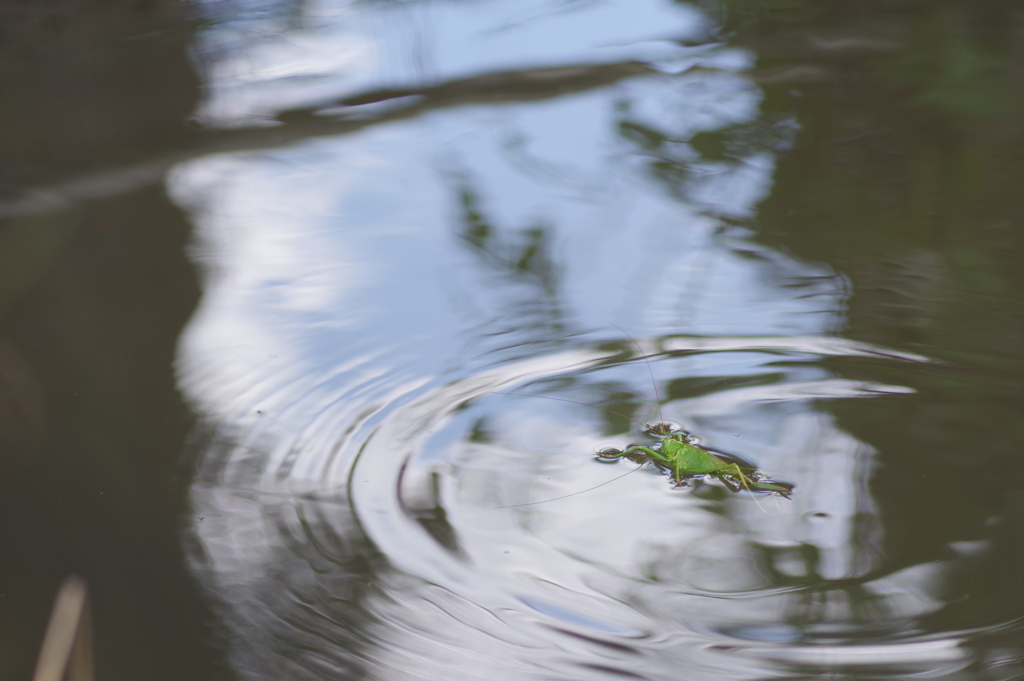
[610,323,666,427]
[495,464,644,508]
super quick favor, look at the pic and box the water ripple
[186,333,1021,680]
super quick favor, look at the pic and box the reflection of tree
[615,98,797,203]
[449,171,565,337]
[403,470,465,558]
[0,60,655,219]
[750,542,906,627]
[690,0,1024,647]
[0,6,223,679]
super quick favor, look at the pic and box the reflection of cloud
[197,25,375,124]
[686,151,776,217]
[192,0,708,126]
[736,635,964,668]
[680,378,915,408]
[662,335,931,362]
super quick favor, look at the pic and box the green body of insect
[602,426,793,498]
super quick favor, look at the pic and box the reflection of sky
[169,1,936,679]
[172,63,829,433]
[192,0,710,124]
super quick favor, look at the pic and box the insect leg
[722,463,770,514]
[715,472,742,493]
[621,446,661,465]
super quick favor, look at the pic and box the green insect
[494,398,794,506]
[497,326,793,507]
[598,422,793,498]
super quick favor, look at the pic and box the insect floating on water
[498,327,793,506]
[596,422,793,498]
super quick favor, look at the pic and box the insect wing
[671,440,728,476]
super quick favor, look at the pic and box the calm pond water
[2,1,1024,679]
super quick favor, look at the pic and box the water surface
[3,1,1024,679]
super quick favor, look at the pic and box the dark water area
[1,1,1023,680]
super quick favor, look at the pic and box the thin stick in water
[32,575,94,681]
